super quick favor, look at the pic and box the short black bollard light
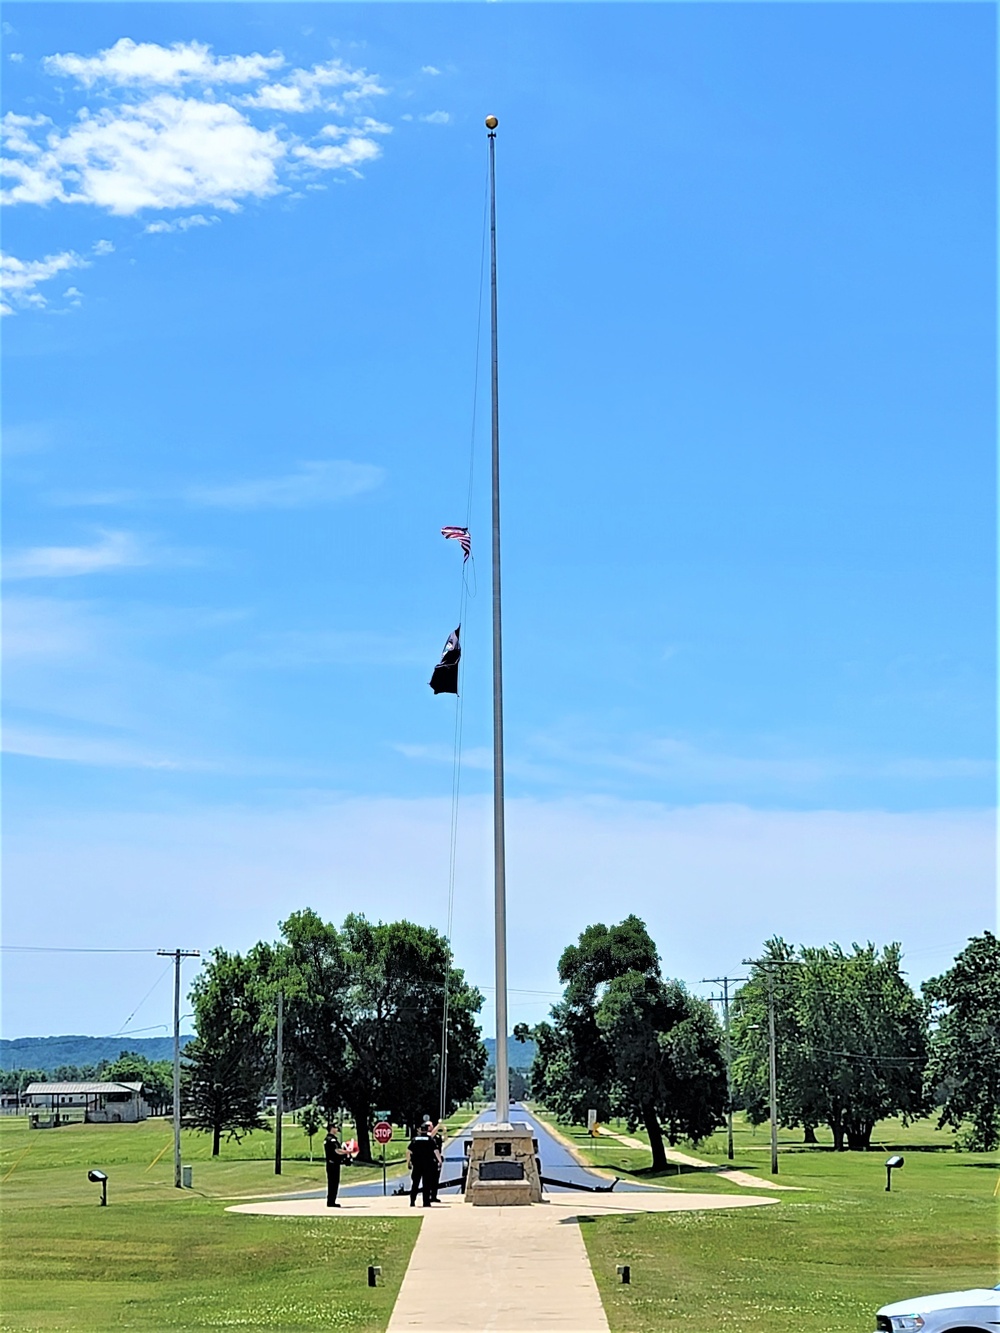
[884,1154,904,1192]
[616,1265,631,1285]
[88,1169,108,1206]
[368,1266,382,1288]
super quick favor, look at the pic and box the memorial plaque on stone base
[464,1124,543,1206]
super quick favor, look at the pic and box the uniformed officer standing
[324,1123,348,1207]
[424,1117,444,1202]
[407,1121,442,1208]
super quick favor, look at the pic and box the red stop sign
[373,1120,393,1145]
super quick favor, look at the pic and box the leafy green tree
[530,917,726,1171]
[0,1069,46,1098]
[924,932,1000,1151]
[732,938,928,1150]
[184,947,273,1155]
[300,1101,324,1160]
[509,1068,529,1101]
[51,1063,105,1081]
[275,909,486,1162]
[103,1052,173,1111]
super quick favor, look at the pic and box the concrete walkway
[595,1127,803,1190]
[227,1109,782,1331]
[387,1198,607,1332]
[228,1191,778,1331]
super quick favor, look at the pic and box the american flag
[441,526,471,561]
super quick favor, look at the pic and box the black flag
[430,626,461,695]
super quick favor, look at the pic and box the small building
[22,1081,148,1128]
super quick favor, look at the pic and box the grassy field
[535,1108,999,1332]
[0,1112,460,1332]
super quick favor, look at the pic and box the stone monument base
[463,1122,543,1206]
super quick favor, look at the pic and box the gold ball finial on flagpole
[485,115,498,130]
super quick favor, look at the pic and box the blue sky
[2,3,995,1043]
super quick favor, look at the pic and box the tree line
[521,920,1000,1156]
[0,1052,174,1111]
[9,913,994,1161]
[182,909,486,1159]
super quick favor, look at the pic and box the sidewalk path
[229,1107,781,1331]
[595,1127,803,1190]
[387,1198,608,1332]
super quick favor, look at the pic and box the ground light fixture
[87,1169,108,1205]
[884,1154,904,1192]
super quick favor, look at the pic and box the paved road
[276,1104,652,1201]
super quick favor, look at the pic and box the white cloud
[2,727,188,769]
[2,44,390,222]
[9,52,24,63]
[291,136,381,172]
[528,728,995,792]
[44,38,284,89]
[2,796,993,1036]
[46,488,140,507]
[3,97,286,214]
[186,460,385,509]
[0,248,89,314]
[92,239,115,255]
[144,213,219,235]
[240,59,386,114]
[2,596,98,661]
[421,65,441,76]
[420,111,450,125]
[3,530,146,579]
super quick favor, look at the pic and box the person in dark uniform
[424,1117,444,1202]
[324,1123,348,1207]
[407,1121,442,1207]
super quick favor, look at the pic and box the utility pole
[157,949,200,1188]
[766,969,778,1175]
[274,991,284,1175]
[703,975,746,1161]
[743,957,801,1175]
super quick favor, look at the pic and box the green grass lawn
[534,1108,999,1332]
[0,1116,420,1332]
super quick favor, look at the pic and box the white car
[875,1286,1000,1331]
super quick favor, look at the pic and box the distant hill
[5,1032,535,1074]
[483,1036,536,1069]
[1,1034,195,1072]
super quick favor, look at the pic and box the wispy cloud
[186,460,385,509]
[527,727,996,792]
[420,111,450,125]
[3,530,147,579]
[421,65,441,76]
[44,38,285,88]
[2,41,390,221]
[1,239,113,315]
[2,596,98,660]
[47,460,385,510]
[394,742,492,769]
[144,213,219,235]
[2,726,190,769]
[4,795,993,1037]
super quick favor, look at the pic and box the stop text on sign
[373,1120,393,1145]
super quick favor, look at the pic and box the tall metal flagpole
[486,114,509,1127]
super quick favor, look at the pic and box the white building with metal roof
[22,1081,149,1127]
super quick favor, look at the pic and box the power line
[2,945,163,954]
